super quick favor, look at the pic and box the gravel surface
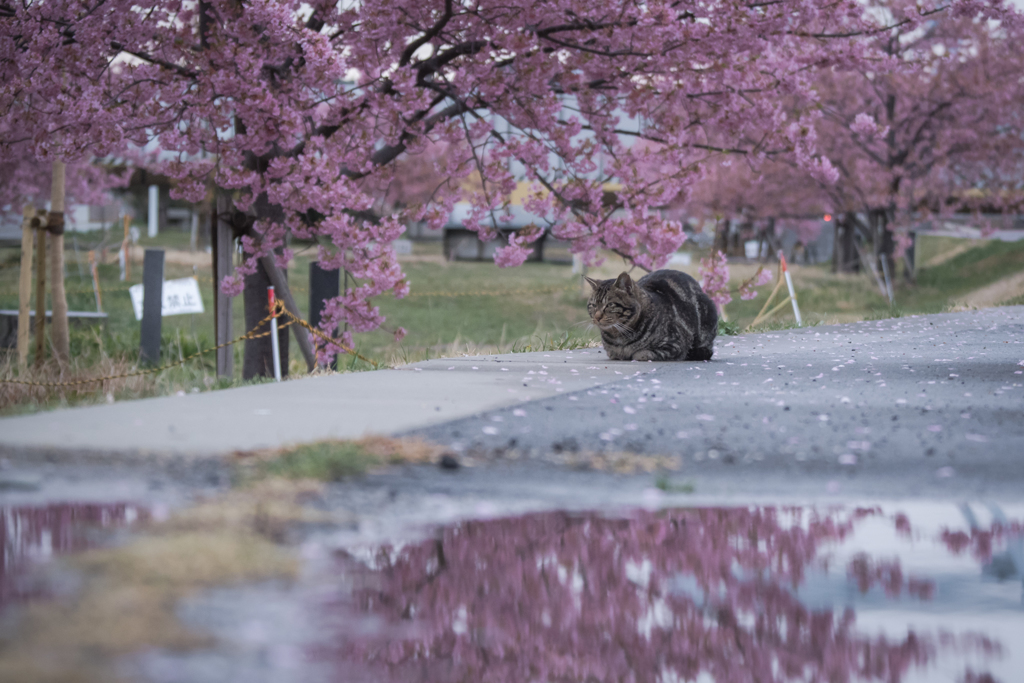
[411,307,1024,499]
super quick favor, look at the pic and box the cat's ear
[584,276,601,290]
[614,272,635,293]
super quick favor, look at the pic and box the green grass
[717,319,741,336]
[345,258,594,360]
[913,235,967,267]
[720,235,1024,328]
[863,306,904,321]
[260,441,380,481]
[654,475,695,494]
[910,238,1024,303]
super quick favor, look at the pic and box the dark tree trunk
[760,217,777,261]
[878,213,896,286]
[833,213,860,273]
[242,257,289,380]
[309,262,340,370]
[868,208,897,286]
[713,219,730,254]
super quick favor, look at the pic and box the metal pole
[268,286,282,382]
[880,256,895,306]
[781,253,803,327]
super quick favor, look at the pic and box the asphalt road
[412,306,1024,499]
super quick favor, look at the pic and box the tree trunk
[833,213,860,273]
[48,160,70,366]
[16,207,35,369]
[242,199,317,373]
[33,224,46,367]
[877,211,896,286]
[762,217,777,261]
[242,257,290,380]
[714,219,730,254]
[213,195,234,379]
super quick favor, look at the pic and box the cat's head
[586,272,644,331]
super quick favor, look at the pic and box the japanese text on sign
[129,277,205,320]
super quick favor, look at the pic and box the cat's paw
[632,350,656,361]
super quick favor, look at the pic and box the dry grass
[236,435,449,481]
[0,323,261,416]
[498,447,682,475]
[0,353,153,414]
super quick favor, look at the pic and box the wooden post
[48,160,70,366]
[904,231,916,283]
[16,206,35,369]
[309,262,340,369]
[190,210,199,252]
[121,214,132,281]
[89,250,103,312]
[214,196,234,378]
[33,215,47,367]
[139,249,165,366]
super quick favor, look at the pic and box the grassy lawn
[716,235,1024,330]
[2,229,1021,413]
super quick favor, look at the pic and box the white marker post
[268,286,282,382]
[147,185,159,238]
[780,254,802,326]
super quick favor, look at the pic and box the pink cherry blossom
[699,250,732,310]
[2,0,1021,359]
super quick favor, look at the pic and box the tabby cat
[585,270,718,361]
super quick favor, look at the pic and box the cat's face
[586,272,642,332]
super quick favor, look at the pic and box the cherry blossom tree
[0,155,121,212]
[2,0,1018,362]
[683,157,831,259]
[796,0,1024,278]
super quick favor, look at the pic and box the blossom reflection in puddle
[0,503,148,609]
[325,506,1022,683]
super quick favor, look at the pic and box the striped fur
[586,270,718,361]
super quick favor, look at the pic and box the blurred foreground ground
[1,306,1023,682]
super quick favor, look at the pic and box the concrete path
[0,347,624,458]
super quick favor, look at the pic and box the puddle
[1,502,149,610]
[316,504,1022,683]
[8,500,1019,683]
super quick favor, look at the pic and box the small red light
[823,214,832,222]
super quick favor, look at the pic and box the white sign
[129,277,205,320]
